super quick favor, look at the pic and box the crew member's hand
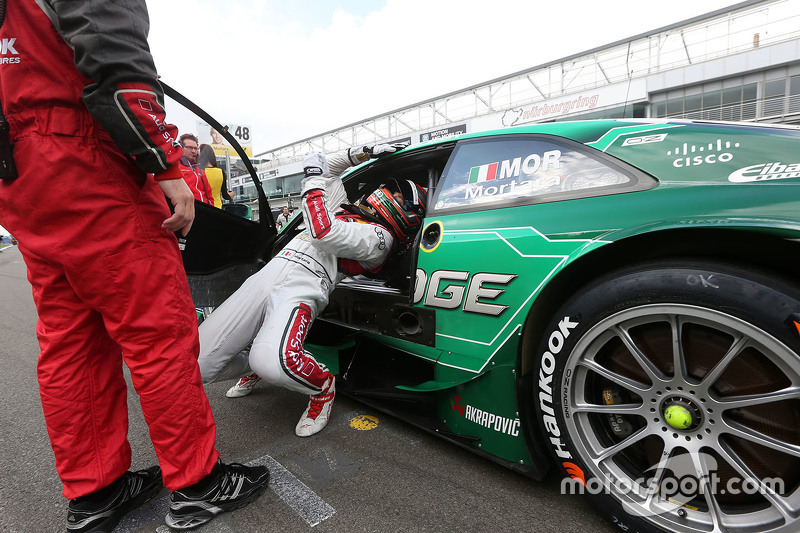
[365,142,409,158]
[158,178,195,236]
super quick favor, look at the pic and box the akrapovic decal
[539,316,578,459]
[728,162,800,183]
[667,139,740,168]
[415,268,516,316]
[452,396,520,436]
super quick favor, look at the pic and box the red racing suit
[197,152,394,393]
[0,1,219,497]
[179,157,215,205]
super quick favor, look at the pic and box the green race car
[283,119,800,533]
[184,117,800,533]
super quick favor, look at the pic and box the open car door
[162,83,277,307]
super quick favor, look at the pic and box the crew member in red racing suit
[0,1,268,531]
[197,144,426,437]
[178,133,215,205]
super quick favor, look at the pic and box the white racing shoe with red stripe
[225,373,261,398]
[295,376,335,437]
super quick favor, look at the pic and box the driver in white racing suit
[197,143,427,437]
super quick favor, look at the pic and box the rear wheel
[535,261,800,533]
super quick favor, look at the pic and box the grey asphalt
[0,245,614,532]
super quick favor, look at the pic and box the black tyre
[535,261,800,533]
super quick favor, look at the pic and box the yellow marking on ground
[349,414,379,431]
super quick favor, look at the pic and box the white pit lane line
[115,454,336,532]
[247,454,336,527]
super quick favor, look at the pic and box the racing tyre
[535,261,800,533]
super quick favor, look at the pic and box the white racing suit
[198,152,394,394]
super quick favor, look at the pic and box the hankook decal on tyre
[538,316,578,459]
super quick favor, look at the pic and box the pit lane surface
[0,246,615,532]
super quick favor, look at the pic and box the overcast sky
[147,0,745,154]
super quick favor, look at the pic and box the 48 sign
[232,125,250,142]
[199,120,253,156]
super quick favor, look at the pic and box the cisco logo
[669,139,740,168]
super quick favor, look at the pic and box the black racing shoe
[66,466,163,533]
[165,462,270,530]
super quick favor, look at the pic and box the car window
[431,135,639,214]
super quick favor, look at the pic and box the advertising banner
[196,121,253,157]
[420,124,467,142]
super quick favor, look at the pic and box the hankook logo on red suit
[0,38,20,64]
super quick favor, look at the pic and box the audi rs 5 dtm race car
[184,117,800,533]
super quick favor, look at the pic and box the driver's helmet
[364,178,427,244]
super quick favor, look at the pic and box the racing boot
[67,466,162,532]
[295,376,335,437]
[226,373,261,398]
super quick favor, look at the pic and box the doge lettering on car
[414,211,607,464]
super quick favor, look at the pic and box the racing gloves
[347,142,409,166]
[303,151,330,179]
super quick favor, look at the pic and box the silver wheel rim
[563,303,800,533]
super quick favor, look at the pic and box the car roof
[405,118,800,151]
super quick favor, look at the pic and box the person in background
[275,205,292,229]
[198,143,232,208]
[197,143,425,438]
[0,2,269,531]
[179,134,215,205]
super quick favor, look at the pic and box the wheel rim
[564,303,800,532]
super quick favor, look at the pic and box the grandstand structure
[230,0,800,215]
